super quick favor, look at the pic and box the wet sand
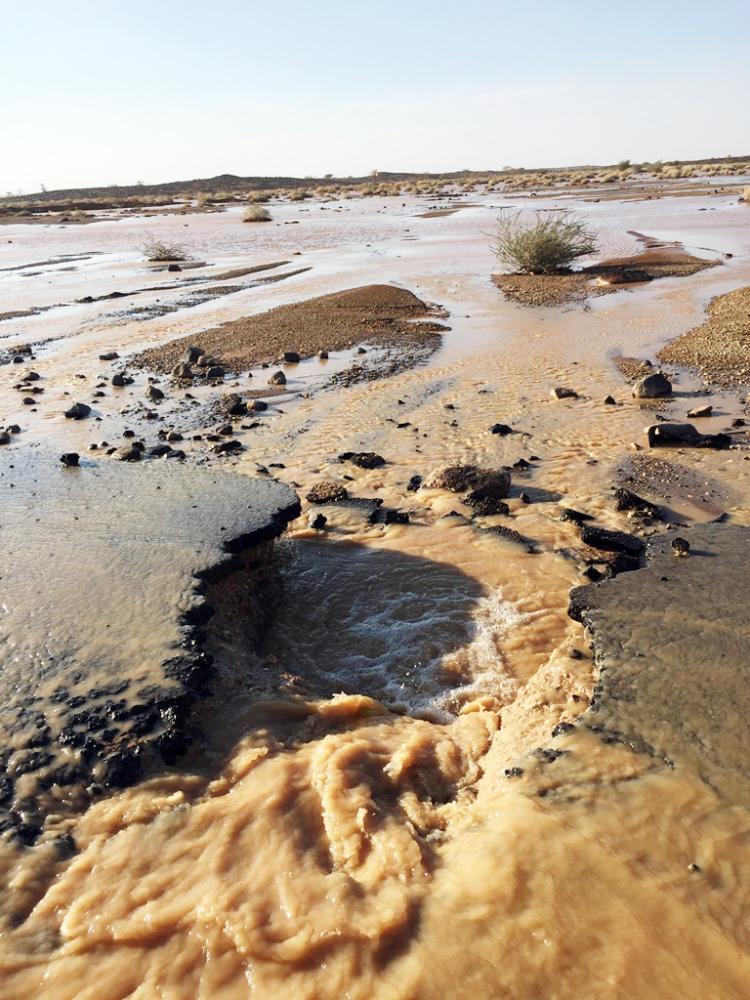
[1,186,750,998]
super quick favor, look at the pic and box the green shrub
[491,211,599,274]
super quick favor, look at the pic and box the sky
[3,0,749,193]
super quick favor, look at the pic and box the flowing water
[1,191,750,998]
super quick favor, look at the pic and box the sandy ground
[659,285,750,384]
[134,284,447,373]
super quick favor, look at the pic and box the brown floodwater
[1,189,750,998]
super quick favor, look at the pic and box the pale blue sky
[3,0,749,192]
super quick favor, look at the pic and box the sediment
[658,285,750,385]
[568,523,750,792]
[133,284,448,373]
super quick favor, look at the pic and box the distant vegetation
[242,205,271,222]
[2,155,748,218]
[139,238,189,262]
[491,211,599,274]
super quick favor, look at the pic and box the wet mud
[0,452,298,839]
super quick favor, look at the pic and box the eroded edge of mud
[1,483,301,845]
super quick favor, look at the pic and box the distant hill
[4,154,749,205]
[4,170,484,204]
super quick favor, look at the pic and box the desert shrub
[139,238,189,262]
[742,187,750,203]
[491,211,599,275]
[243,204,271,222]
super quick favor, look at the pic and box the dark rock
[319,350,329,359]
[206,366,225,380]
[406,474,423,492]
[167,263,182,272]
[466,496,510,516]
[369,508,410,525]
[22,371,40,382]
[603,395,617,405]
[248,399,268,413]
[222,393,247,417]
[111,372,133,387]
[430,464,511,500]
[672,537,691,557]
[633,372,672,398]
[0,432,10,446]
[22,397,37,406]
[687,404,713,418]
[60,453,79,467]
[166,431,183,443]
[268,370,287,386]
[308,513,328,529]
[213,440,244,455]
[64,402,91,420]
[184,346,203,363]
[551,387,578,400]
[580,524,645,556]
[99,351,119,361]
[306,482,349,504]
[113,445,141,461]
[487,524,533,551]
[490,423,513,436]
[149,444,173,458]
[283,351,300,363]
[339,451,386,470]
[613,488,663,520]
[146,385,164,402]
[646,422,730,450]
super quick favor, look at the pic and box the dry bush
[139,238,189,262]
[243,204,271,222]
[491,210,599,275]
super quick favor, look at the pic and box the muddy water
[1,191,750,998]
